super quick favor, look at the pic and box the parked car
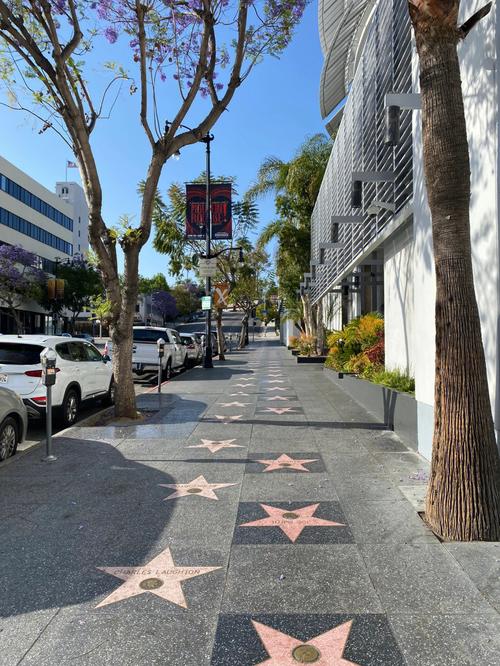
[73,332,95,344]
[193,331,218,357]
[0,335,114,427]
[104,327,187,380]
[0,386,28,461]
[179,333,202,366]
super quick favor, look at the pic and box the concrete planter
[297,355,327,364]
[291,349,299,356]
[323,368,417,451]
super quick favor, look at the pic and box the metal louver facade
[311,0,413,304]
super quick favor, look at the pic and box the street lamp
[165,120,215,368]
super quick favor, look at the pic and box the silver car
[0,386,28,461]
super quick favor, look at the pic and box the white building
[307,0,499,458]
[56,180,89,255]
[0,155,75,333]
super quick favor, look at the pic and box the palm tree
[410,0,500,539]
[247,134,331,337]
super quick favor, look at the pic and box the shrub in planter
[297,334,317,357]
[326,312,384,370]
[362,366,415,394]
[289,336,299,349]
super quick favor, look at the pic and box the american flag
[66,160,78,168]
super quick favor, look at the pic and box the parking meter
[40,347,57,462]
[157,338,166,407]
[41,347,57,387]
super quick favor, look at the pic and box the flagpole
[65,162,67,182]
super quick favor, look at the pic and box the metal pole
[203,132,214,369]
[157,357,162,410]
[43,385,56,462]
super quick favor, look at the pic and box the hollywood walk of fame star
[263,407,297,415]
[214,414,243,422]
[240,503,345,542]
[266,387,287,392]
[230,392,250,396]
[255,453,319,472]
[96,547,221,609]
[267,379,285,384]
[234,383,255,388]
[239,376,254,381]
[267,396,290,401]
[251,619,360,665]
[159,475,237,500]
[219,402,250,407]
[187,439,243,453]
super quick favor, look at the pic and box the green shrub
[362,366,415,394]
[297,334,316,357]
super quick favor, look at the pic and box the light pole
[201,132,214,369]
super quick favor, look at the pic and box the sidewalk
[1,339,499,665]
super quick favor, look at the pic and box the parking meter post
[40,347,57,462]
[157,338,166,410]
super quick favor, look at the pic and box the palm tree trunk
[410,4,500,540]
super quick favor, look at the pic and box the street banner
[185,182,232,240]
[210,182,232,239]
[213,282,230,308]
[186,183,206,239]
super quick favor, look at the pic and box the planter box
[297,355,327,364]
[324,368,417,451]
[291,349,299,356]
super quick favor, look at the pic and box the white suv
[0,335,114,426]
[105,327,187,380]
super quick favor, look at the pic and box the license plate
[0,374,7,383]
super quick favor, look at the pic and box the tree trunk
[411,5,500,540]
[239,313,248,349]
[216,308,225,360]
[9,306,23,335]
[316,298,325,355]
[110,245,141,419]
[301,293,315,337]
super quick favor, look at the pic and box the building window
[0,207,73,255]
[0,172,73,231]
[62,187,68,194]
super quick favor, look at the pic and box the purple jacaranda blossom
[104,26,118,43]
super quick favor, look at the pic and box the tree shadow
[0,436,178,617]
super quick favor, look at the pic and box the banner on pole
[185,182,232,240]
[213,282,230,308]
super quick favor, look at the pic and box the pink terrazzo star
[263,407,297,415]
[266,387,287,392]
[96,547,221,609]
[256,453,318,472]
[187,439,244,453]
[241,503,345,542]
[252,620,360,665]
[234,383,255,388]
[219,402,250,407]
[230,392,250,396]
[214,414,243,423]
[267,396,289,401]
[267,379,285,384]
[159,475,237,500]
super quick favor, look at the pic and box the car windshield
[133,329,169,343]
[0,343,44,365]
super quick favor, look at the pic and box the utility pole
[202,132,214,369]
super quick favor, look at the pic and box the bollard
[40,347,57,462]
[157,337,166,410]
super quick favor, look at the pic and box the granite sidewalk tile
[1,339,499,666]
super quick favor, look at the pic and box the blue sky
[0,2,326,281]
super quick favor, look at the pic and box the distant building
[0,155,76,333]
[55,181,89,255]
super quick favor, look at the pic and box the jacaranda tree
[0,0,307,417]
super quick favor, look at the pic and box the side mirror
[102,354,111,363]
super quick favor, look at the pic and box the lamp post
[201,132,214,369]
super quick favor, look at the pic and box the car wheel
[103,379,115,406]
[161,360,172,381]
[61,388,79,427]
[0,417,18,461]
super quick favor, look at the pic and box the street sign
[213,283,230,308]
[201,296,212,310]
[198,257,218,278]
